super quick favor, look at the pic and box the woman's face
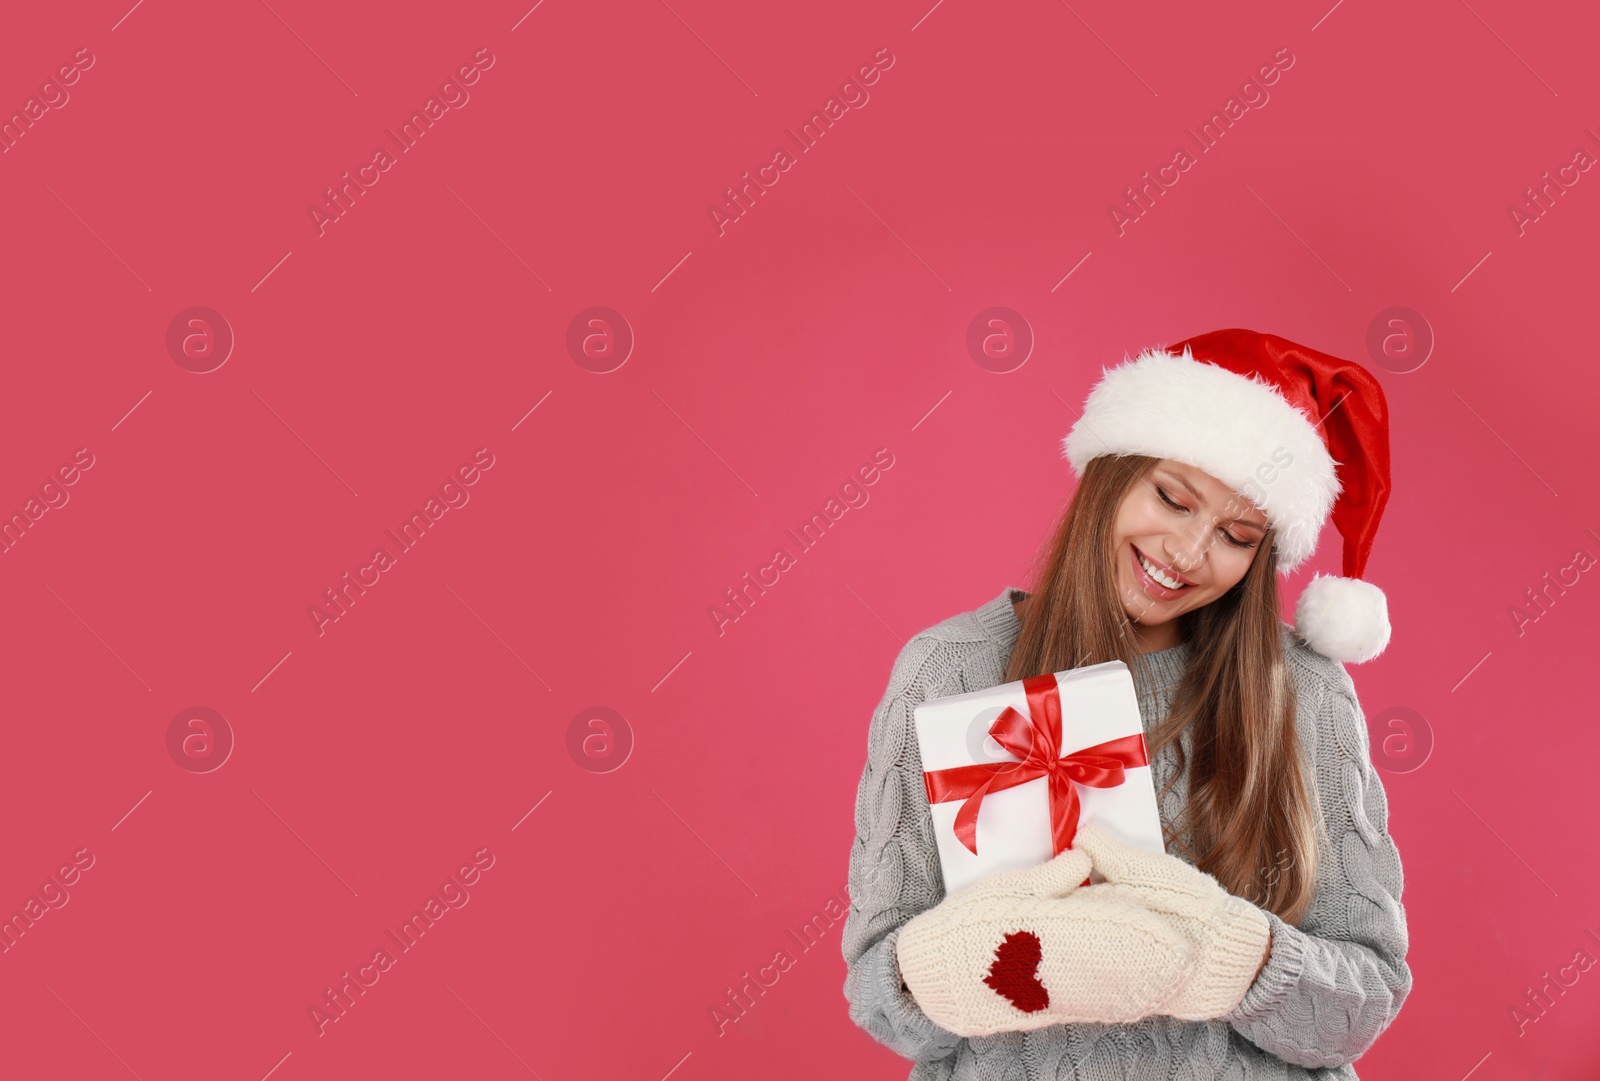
[1111,458,1270,639]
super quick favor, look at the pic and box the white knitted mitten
[1070,822,1272,1021]
[895,845,1197,1037]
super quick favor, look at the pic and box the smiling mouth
[1132,544,1194,593]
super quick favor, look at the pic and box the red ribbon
[923,673,1150,858]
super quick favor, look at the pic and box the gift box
[912,662,1167,898]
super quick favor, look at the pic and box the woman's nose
[1164,522,1214,574]
[1165,546,1200,575]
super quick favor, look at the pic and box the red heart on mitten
[983,930,1050,1013]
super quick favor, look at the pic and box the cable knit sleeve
[1220,652,1413,1068]
[840,633,965,1064]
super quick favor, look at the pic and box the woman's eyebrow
[1160,471,1269,530]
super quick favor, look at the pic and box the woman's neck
[1130,620,1184,654]
[1010,591,1184,654]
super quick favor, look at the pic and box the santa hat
[1062,328,1393,664]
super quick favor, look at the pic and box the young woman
[842,330,1412,1079]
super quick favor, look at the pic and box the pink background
[2,0,1597,1078]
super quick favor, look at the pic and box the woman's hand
[1070,822,1273,1021]
[895,845,1198,1038]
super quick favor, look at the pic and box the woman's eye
[1159,486,1255,549]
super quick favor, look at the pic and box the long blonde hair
[1003,453,1319,924]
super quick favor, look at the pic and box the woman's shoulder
[1278,621,1370,764]
[1279,620,1358,701]
[899,589,1018,653]
[883,590,1017,700]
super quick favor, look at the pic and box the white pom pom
[1293,574,1391,664]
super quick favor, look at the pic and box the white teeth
[1138,550,1187,590]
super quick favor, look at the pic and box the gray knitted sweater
[842,586,1412,1080]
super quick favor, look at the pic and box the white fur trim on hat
[1062,346,1341,573]
[1294,574,1391,663]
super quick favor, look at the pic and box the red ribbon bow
[923,673,1150,858]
